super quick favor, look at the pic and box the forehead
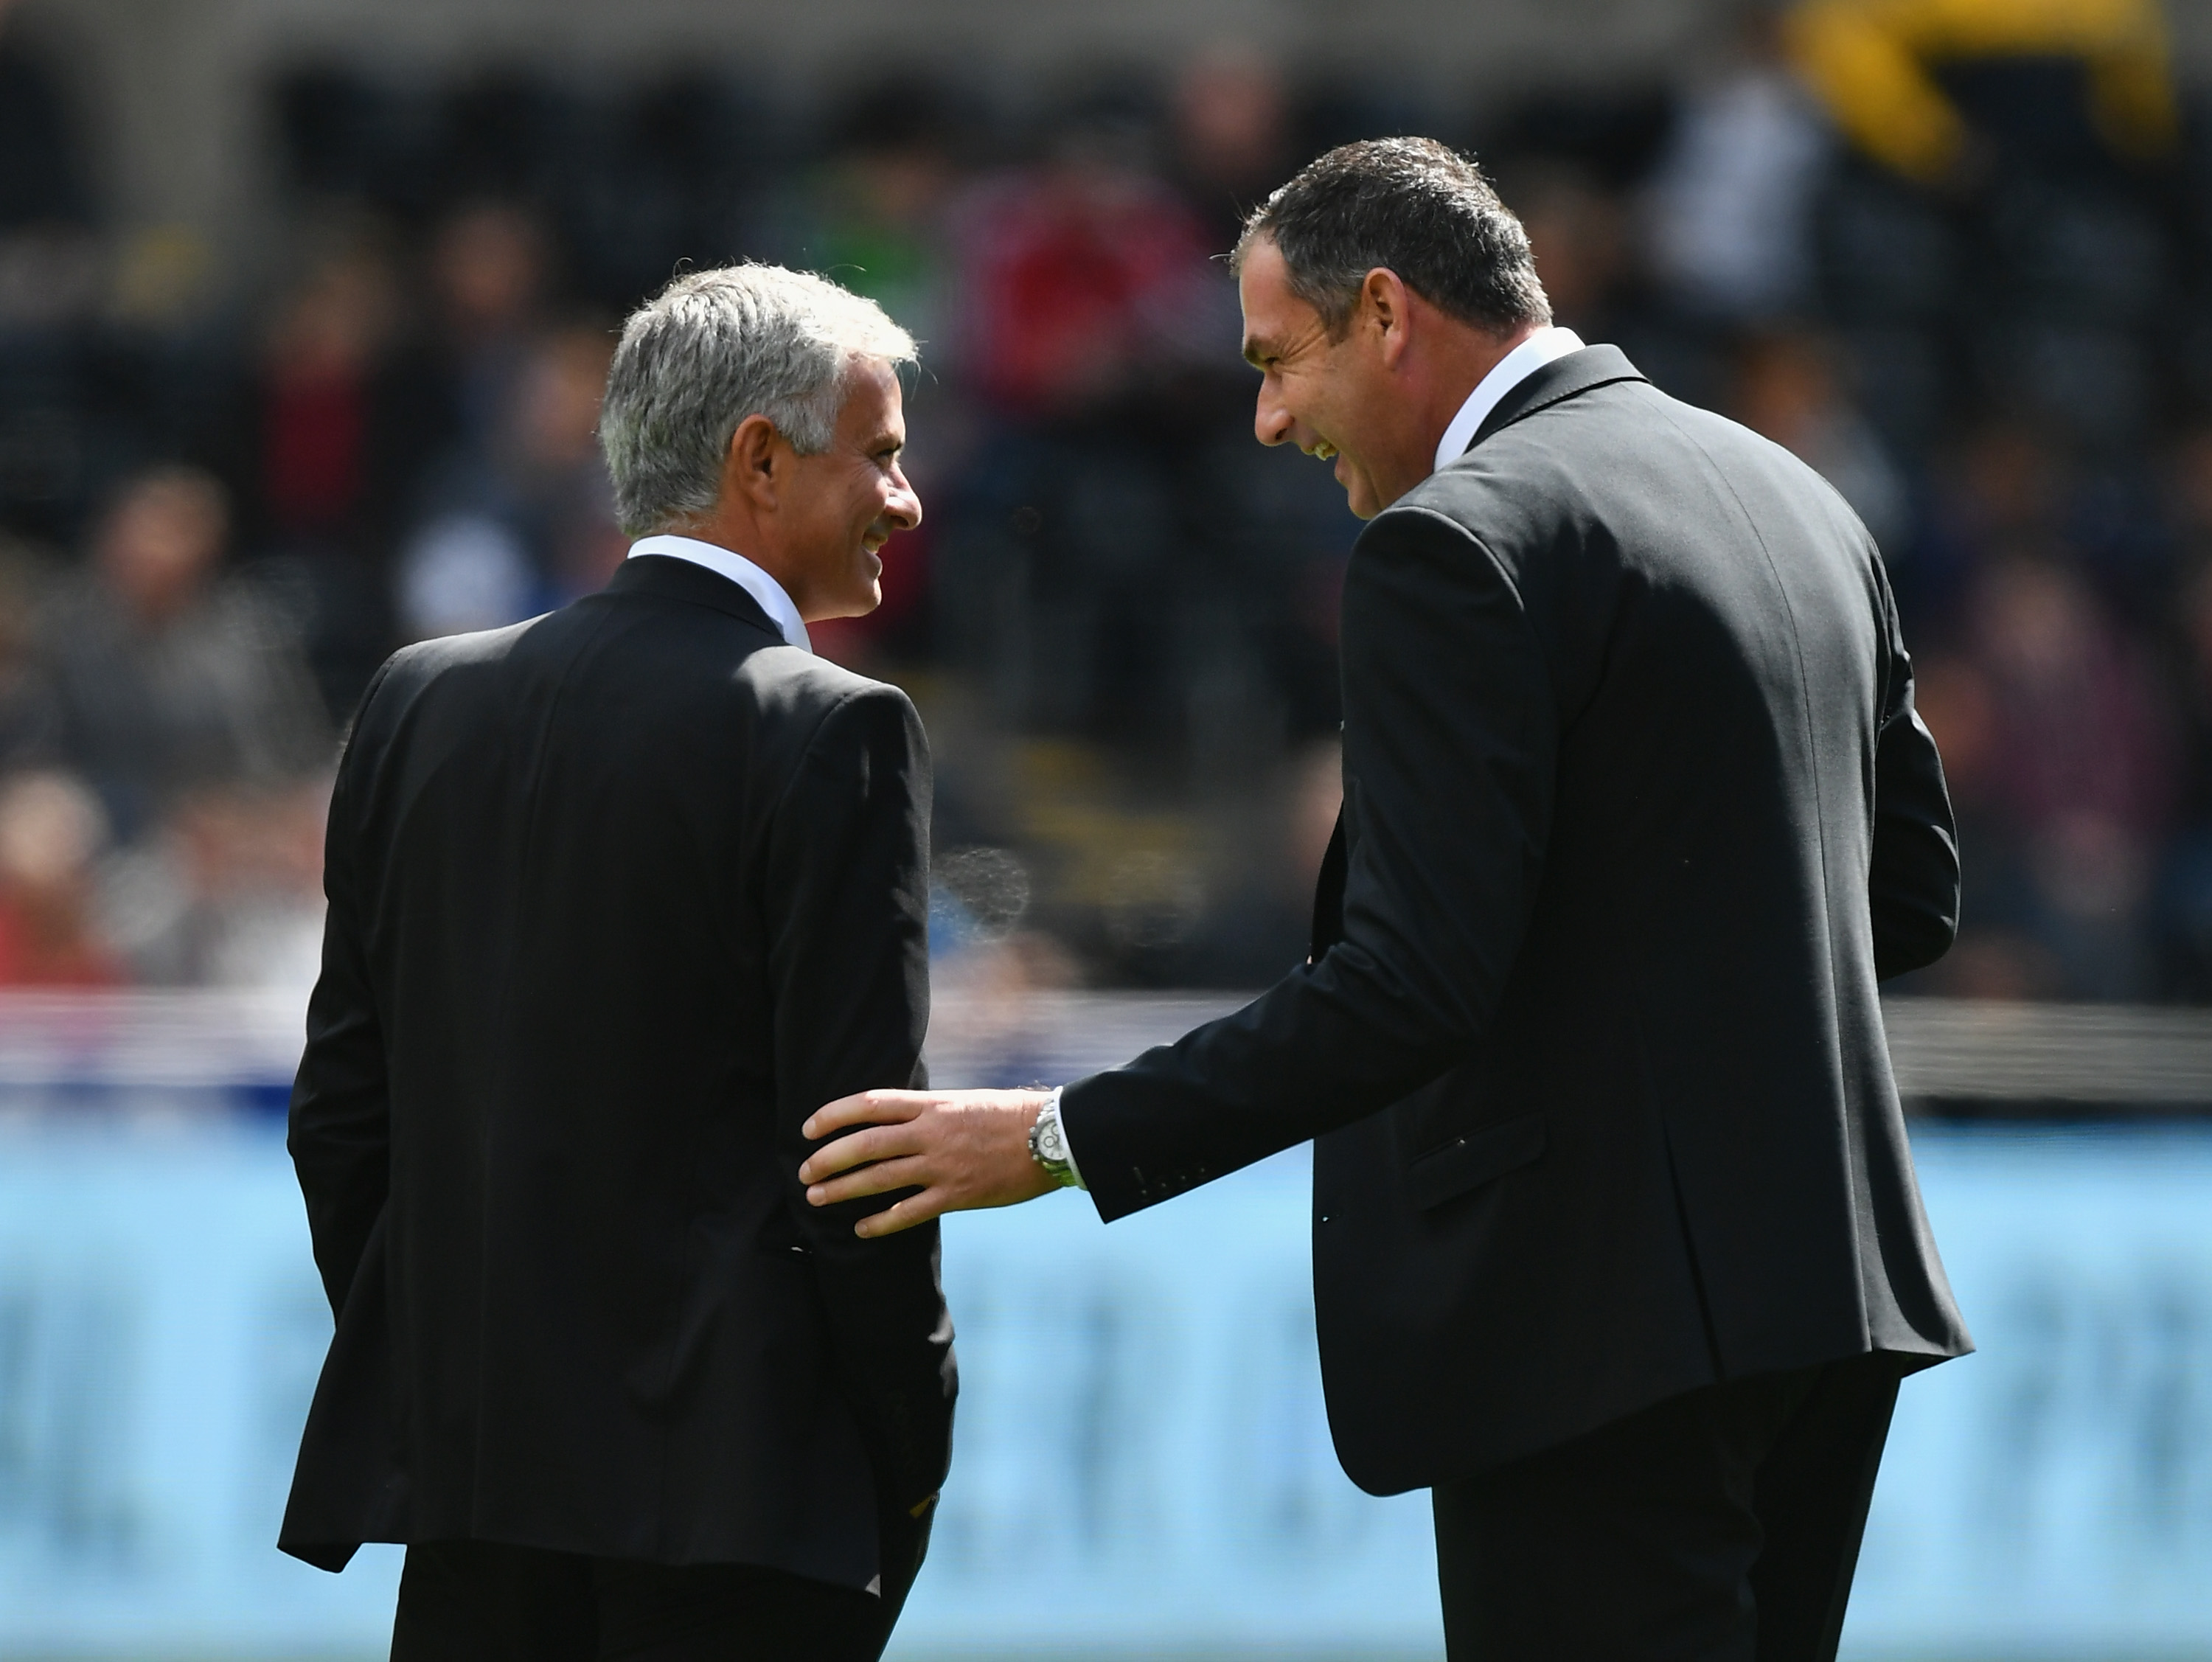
[1237,240,1320,355]
[837,357,906,435]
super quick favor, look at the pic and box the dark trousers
[389,1540,895,1662]
[1432,1353,1904,1662]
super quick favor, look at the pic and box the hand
[800,1088,1059,1237]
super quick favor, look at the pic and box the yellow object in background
[1785,0,2179,183]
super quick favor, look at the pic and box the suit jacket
[1060,347,1969,1495]
[279,554,955,1595]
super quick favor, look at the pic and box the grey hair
[599,264,918,538]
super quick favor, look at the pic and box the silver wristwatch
[1026,1088,1083,1189]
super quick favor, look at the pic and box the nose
[1253,375,1294,448]
[885,465,922,532]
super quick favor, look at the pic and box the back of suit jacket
[280,554,955,1588]
[1060,347,1969,1494]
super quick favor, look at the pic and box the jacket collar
[605,552,786,641]
[1464,344,1649,455]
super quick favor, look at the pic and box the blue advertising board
[0,1116,2208,1658]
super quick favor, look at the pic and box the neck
[1362,318,1542,512]
[667,510,809,613]
[1422,321,1541,456]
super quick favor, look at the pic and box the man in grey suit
[802,139,1967,1660]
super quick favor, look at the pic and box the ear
[1362,268,1413,369]
[723,414,786,512]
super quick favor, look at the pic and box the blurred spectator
[1186,431,1354,743]
[395,512,538,641]
[0,2,108,549]
[1161,49,1291,439]
[253,239,403,546]
[1913,420,2074,636]
[1731,330,1908,553]
[397,320,618,639]
[505,324,622,599]
[937,95,1221,743]
[97,777,329,990]
[1169,46,1293,247]
[0,5,93,232]
[1786,0,2177,187]
[1516,163,1635,341]
[775,78,960,355]
[949,100,1216,420]
[2166,425,2212,574]
[0,768,119,986]
[37,467,329,841]
[1943,553,2172,999]
[425,201,548,464]
[226,229,427,714]
[0,221,102,334]
[0,538,52,767]
[1642,7,1832,321]
[2154,430,2212,992]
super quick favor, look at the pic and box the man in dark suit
[800,140,1969,1659]
[281,265,955,1661]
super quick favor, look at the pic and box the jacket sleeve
[1868,573,1961,979]
[1062,505,1556,1222]
[762,683,955,1540]
[288,661,397,1316]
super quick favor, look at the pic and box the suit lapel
[1466,344,1648,455]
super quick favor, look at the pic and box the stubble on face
[1238,240,1388,519]
[784,359,919,622]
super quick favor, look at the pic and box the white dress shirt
[1430,326,1587,475]
[627,534,812,653]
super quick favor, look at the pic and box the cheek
[852,487,883,545]
[1295,375,1346,439]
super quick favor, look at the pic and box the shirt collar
[626,535,812,653]
[1431,327,1587,475]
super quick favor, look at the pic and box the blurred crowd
[1,1,2211,999]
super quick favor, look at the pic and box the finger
[853,1187,950,1239]
[799,1122,922,1185]
[806,1153,932,1209]
[804,1090,928,1141]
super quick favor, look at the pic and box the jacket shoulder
[344,617,538,733]
[737,645,919,731]
[1399,377,1859,556]
[374,616,540,692]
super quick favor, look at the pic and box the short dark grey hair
[1233,137,1551,338]
[599,264,917,538]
